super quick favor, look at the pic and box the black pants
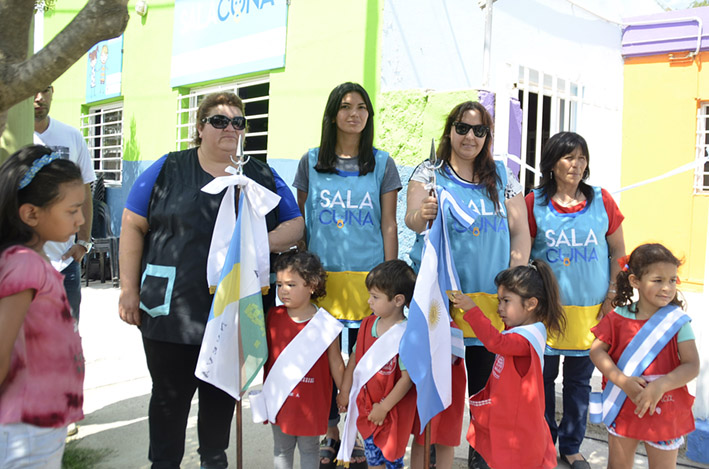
[466,345,495,469]
[466,345,495,396]
[142,336,235,469]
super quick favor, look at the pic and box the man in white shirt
[34,85,96,321]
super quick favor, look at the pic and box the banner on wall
[171,0,288,87]
[85,36,124,103]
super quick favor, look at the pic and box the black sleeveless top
[139,148,279,344]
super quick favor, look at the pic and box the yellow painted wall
[621,51,709,290]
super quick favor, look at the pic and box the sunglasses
[201,115,246,130]
[452,121,489,138]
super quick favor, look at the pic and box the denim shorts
[607,423,685,450]
[0,423,67,468]
[363,435,404,469]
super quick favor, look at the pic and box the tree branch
[0,0,129,115]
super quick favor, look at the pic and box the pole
[236,398,243,469]
[481,0,494,88]
[423,423,431,468]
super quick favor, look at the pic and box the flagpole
[423,423,432,468]
[235,136,245,469]
[236,398,243,469]
[426,138,441,230]
[423,138,440,468]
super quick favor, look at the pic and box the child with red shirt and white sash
[590,244,699,469]
[249,252,345,469]
[336,260,418,469]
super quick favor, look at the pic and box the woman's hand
[118,208,149,327]
[405,181,439,233]
[118,289,142,326]
[599,296,614,319]
[419,195,438,221]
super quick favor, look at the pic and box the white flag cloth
[195,167,280,399]
[202,165,280,292]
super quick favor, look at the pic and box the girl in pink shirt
[0,145,86,468]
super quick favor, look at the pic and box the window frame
[694,102,709,194]
[515,65,584,192]
[80,102,124,186]
[175,77,270,159]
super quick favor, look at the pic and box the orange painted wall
[621,51,709,290]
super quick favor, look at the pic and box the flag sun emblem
[428,299,441,326]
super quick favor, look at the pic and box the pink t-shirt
[0,245,84,427]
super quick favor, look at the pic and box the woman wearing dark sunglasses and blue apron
[405,101,530,469]
[293,82,401,469]
[119,92,304,469]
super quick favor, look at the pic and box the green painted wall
[44,0,382,165]
[376,89,479,167]
[44,0,177,164]
[41,1,483,173]
[268,0,380,160]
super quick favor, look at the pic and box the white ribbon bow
[201,165,281,292]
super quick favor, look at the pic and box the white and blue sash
[589,305,690,426]
[249,308,343,424]
[502,322,547,369]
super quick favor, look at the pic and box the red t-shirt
[264,306,332,436]
[525,188,624,238]
[354,315,416,461]
[591,309,695,441]
[412,322,466,447]
[463,307,556,469]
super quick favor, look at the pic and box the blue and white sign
[171,0,288,87]
[85,36,123,103]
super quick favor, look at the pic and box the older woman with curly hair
[119,92,304,469]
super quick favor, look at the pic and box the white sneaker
[66,423,78,437]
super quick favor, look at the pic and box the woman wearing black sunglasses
[293,82,401,469]
[118,92,304,469]
[405,100,530,469]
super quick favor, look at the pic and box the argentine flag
[400,188,475,433]
[196,169,280,399]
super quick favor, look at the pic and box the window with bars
[176,78,269,161]
[515,65,583,193]
[694,102,709,193]
[80,103,123,185]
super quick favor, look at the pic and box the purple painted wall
[622,6,709,57]
[507,98,522,178]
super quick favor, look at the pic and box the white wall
[381,0,484,91]
[381,0,662,194]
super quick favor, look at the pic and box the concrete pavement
[70,282,709,468]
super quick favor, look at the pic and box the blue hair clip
[18,152,61,189]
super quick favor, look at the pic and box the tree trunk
[0,0,130,151]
